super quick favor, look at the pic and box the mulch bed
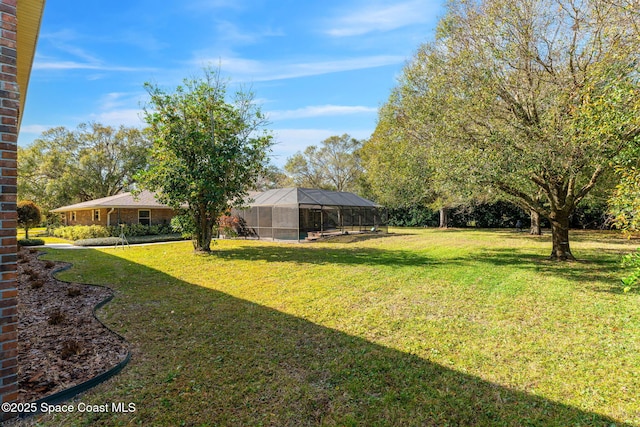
[16,246,129,403]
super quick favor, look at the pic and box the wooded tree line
[17,0,640,257]
[18,123,151,216]
[362,0,640,259]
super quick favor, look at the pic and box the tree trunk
[529,210,541,235]
[439,207,449,228]
[25,228,29,240]
[549,212,574,260]
[194,210,214,252]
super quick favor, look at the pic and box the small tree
[139,67,273,252]
[17,201,41,240]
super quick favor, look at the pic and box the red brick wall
[111,208,175,226]
[63,208,175,226]
[0,0,18,415]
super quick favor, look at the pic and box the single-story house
[51,190,176,227]
[232,187,387,241]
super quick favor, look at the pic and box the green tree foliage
[610,167,640,233]
[253,163,290,191]
[138,68,273,252]
[284,134,363,192]
[383,0,640,259]
[362,89,490,228]
[18,123,151,214]
[17,200,41,240]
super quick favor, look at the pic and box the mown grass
[17,227,68,244]
[29,228,640,426]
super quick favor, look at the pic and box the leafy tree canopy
[138,67,273,252]
[284,134,363,193]
[381,0,640,259]
[18,123,151,215]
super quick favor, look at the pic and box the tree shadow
[433,245,629,295]
[319,232,411,244]
[212,243,440,269]
[213,241,623,285]
[37,249,633,426]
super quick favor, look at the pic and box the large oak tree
[18,123,151,215]
[385,0,640,259]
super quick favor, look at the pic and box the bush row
[51,224,173,241]
[18,238,45,247]
[387,200,610,229]
[74,234,185,247]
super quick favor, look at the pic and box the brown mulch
[16,246,129,403]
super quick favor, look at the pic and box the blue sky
[20,0,445,166]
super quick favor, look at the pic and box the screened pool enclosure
[231,188,387,241]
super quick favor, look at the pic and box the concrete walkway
[42,243,84,249]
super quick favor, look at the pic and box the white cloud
[88,109,146,128]
[193,55,405,82]
[326,0,440,37]
[99,92,147,112]
[33,59,155,73]
[19,124,52,135]
[268,105,377,121]
[214,21,284,45]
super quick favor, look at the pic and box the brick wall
[112,208,175,226]
[63,208,175,227]
[0,0,19,417]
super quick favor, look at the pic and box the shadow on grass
[211,240,626,291]
[214,244,437,268]
[472,247,626,293]
[39,249,631,426]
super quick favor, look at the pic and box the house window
[71,211,76,221]
[138,210,151,226]
[94,209,100,222]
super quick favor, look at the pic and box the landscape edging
[18,255,132,419]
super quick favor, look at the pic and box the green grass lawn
[17,227,69,244]
[31,228,640,426]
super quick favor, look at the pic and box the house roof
[51,190,172,212]
[247,188,381,208]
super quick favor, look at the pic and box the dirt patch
[16,246,129,403]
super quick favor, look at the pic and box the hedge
[51,224,173,241]
[18,238,45,247]
[74,234,186,247]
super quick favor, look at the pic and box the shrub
[170,214,196,238]
[74,234,185,247]
[67,287,82,297]
[18,238,45,247]
[621,248,640,293]
[61,339,83,359]
[217,215,240,238]
[52,223,175,241]
[74,237,124,247]
[48,308,66,325]
[31,279,45,289]
[51,225,110,241]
